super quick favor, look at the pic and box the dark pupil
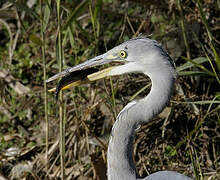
[121,52,124,56]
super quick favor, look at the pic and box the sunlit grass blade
[129,83,151,101]
[176,57,208,72]
[181,56,214,76]
[195,35,220,84]
[178,71,210,76]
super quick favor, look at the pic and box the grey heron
[47,37,193,180]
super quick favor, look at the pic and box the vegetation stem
[56,0,65,179]
[40,0,49,171]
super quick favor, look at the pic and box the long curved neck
[107,67,176,180]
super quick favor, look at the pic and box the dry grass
[0,0,219,180]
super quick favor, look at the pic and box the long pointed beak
[46,53,121,99]
[46,54,108,83]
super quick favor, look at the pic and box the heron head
[46,37,175,95]
[91,37,175,77]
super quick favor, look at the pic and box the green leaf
[178,71,209,76]
[43,0,51,32]
[8,0,39,19]
[63,0,89,31]
[29,34,42,46]
[176,57,208,72]
[68,27,75,50]
[165,145,177,157]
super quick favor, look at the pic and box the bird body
[107,64,175,180]
[143,171,192,180]
[47,37,193,180]
[106,38,191,180]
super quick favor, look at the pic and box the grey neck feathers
[107,66,176,180]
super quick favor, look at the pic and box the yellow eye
[119,50,127,58]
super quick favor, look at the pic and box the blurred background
[0,0,219,179]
